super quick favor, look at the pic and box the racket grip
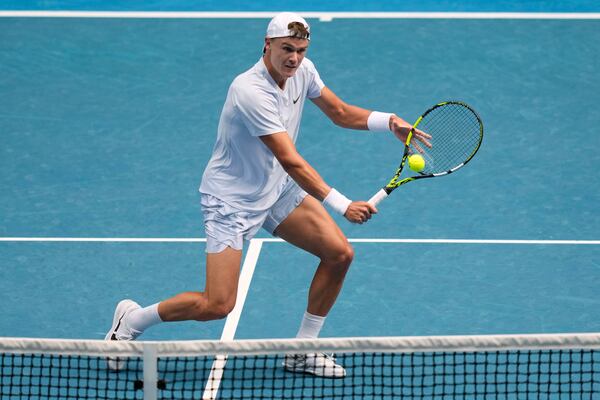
[368,189,388,207]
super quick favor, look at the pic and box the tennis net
[1,333,599,399]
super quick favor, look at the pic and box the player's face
[265,37,309,80]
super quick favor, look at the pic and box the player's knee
[188,297,236,321]
[207,299,236,320]
[341,243,355,267]
[327,242,354,270]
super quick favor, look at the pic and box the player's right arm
[312,87,431,150]
[259,132,376,224]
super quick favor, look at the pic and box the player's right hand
[390,115,432,153]
[344,201,377,224]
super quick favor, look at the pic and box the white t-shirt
[199,57,325,212]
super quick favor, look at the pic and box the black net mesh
[0,353,143,399]
[1,338,599,399]
[158,350,599,399]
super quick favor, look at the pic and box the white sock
[126,303,162,333]
[296,311,326,339]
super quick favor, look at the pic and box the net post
[143,342,158,400]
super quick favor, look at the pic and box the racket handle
[368,189,388,207]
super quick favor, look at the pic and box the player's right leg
[105,247,241,340]
[104,246,241,370]
[106,193,261,346]
[156,246,242,321]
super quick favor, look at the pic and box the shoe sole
[105,299,139,370]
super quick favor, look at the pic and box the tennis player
[106,12,430,377]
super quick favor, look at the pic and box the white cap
[266,12,310,40]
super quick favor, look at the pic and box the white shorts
[201,178,308,253]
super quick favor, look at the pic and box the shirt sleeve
[233,83,286,137]
[303,58,325,99]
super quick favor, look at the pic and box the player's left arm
[311,87,431,150]
[310,87,371,130]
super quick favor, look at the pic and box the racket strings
[415,103,482,174]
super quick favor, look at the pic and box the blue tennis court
[1,0,599,357]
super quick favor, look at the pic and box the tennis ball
[408,154,426,172]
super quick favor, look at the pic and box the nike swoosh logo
[293,95,301,104]
[110,314,125,340]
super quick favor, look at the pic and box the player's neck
[263,55,287,90]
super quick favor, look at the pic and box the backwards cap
[266,12,310,40]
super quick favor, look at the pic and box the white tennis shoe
[283,353,346,378]
[105,299,142,370]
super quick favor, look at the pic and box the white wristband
[323,188,352,216]
[367,111,393,132]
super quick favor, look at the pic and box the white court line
[1,11,600,20]
[0,237,598,245]
[202,239,263,400]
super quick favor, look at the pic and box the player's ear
[263,38,270,54]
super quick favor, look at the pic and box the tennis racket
[368,101,483,206]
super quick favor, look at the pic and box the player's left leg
[267,193,351,378]
[272,194,354,318]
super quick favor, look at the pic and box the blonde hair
[263,22,310,53]
[287,21,310,40]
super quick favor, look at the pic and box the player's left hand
[344,201,377,224]
[390,115,432,153]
